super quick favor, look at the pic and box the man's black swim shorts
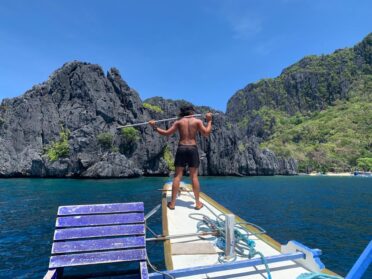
[174,144,200,168]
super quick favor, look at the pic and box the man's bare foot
[167,202,175,210]
[195,202,204,210]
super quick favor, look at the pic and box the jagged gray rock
[81,153,143,178]
[144,97,297,176]
[0,61,297,178]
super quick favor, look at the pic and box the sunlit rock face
[0,61,296,178]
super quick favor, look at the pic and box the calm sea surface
[0,176,371,278]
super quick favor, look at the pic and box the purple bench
[44,202,148,279]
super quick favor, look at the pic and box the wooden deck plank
[58,202,144,216]
[49,248,146,268]
[52,236,145,254]
[54,224,145,240]
[56,212,144,228]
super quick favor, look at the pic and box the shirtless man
[149,105,212,210]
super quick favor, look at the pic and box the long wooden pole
[117,113,217,129]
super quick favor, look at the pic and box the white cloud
[229,16,262,39]
[204,1,264,40]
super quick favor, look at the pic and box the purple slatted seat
[52,236,145,254]
[45,202,149,279]
[58,202,144,216]
[56,212,144,228]
[140,261,149,279]
[49,248,147,268]
[54,224,145,240]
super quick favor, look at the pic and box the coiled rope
[183,188,272,279]
[189,213,272,279]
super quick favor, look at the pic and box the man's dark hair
[179,105,195,117]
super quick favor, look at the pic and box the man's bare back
[149,113,212,145]
[176,117,208,145]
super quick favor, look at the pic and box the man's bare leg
[170,167,184,208]
[189,167,203,208]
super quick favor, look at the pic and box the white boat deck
[162,182,337,279]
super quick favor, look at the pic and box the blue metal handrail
[148,252,304,278]
[345,240,372,279]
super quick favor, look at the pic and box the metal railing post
[225,214,236,260]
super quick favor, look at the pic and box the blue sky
[0,0,371,111]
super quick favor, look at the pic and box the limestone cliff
[0,62,296,177]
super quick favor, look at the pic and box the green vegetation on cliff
[357,158,372,171]
[45,128,70,161]
[228,33,372,172]
[97,132,113,149]
[260,77,371,172]
[163,145,175,172]
[121,127,140,143]
[143,103,163,113]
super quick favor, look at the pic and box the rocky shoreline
[0,62,297,178]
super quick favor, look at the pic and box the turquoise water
[0,176,371,278]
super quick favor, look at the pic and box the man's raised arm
[149,120,178,136]
[198,112,213,137]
